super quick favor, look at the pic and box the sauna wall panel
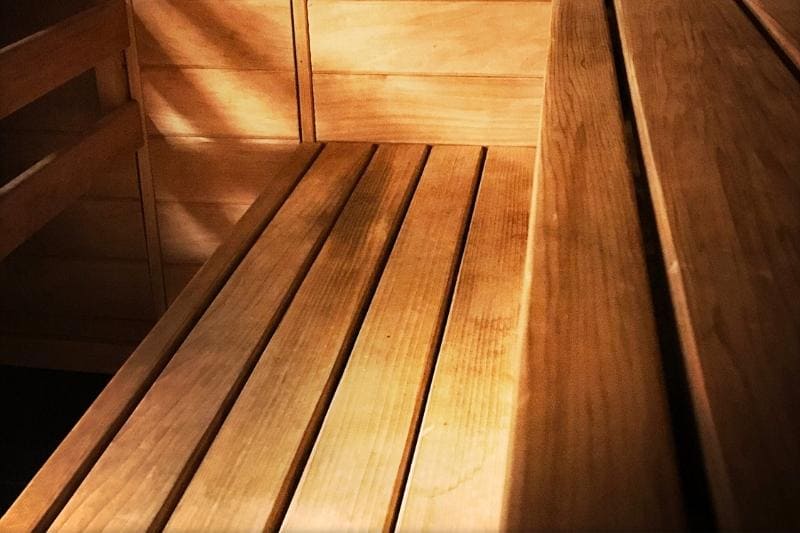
[132,0,300,299]
[315,74,542,145]
[148,137,303,302]
[0,65,157,372]
[308,0,550,145]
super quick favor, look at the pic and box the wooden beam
[0,101,143,261]
[0,143,320,532]
[0,0,129,119]
[291,0,316,141]
[742,0,800,70]
[616,0,800,527]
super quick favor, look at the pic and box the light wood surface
[166,144,426,532]
[0,144,319,532]
[743,0,800,70]
[282,146,480,531]
[0,0,129,119]
[396,146,533,530]
[0,101,143,260]
[157,202,250,264]
[507,0,685,528]
[309,0,550,77]
[314,74,541,145]
[616,0,800,528]
[50,143,371,532]
[292,0,316,141]
[133,0,293,69]
[149,138,300,204]
[141,68,298,138]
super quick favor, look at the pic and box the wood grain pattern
[743,0,800,70]
[149,137,300,203]
[166,144,427,532]
[0,0,129,118]
[292,0,316,140]
[157,202,250,264]
[50,143,371,532]
[396,146,534,530]
[616,0,800,528]
[309,0,550,77]
[141,68,298,138]
[314,74,541,145]
[0,143,319,532]
[0,101,143,260]
[282,145,481,531]
[505,0,685,529]
[133,0,294,70]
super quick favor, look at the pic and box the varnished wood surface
[0,0,129,119]
[166,144,427,531]
[283,146,480,530]
[507,0,686,529]
[314,74,542,145]
[0,144,319,532]
[743,0,800,70]
[0,101,143,260]
[397,146,534,530]
[616,0,800,527]
[50,144,369,531]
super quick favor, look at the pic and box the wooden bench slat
[0,0,129,119]
[502,1,686,529]
[0,100,143,261]
[282,145,482,530]
[616,0,800,527]
[396,146,534,530]
[164,144,428,531]
[0,142,320,532]
[49,143,373,532]
[743,0,800,70]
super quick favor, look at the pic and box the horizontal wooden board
[149,137,300,203]
[141,67,298,138]
[309,0,551,77]
[133,0,294,70]
[0,131,141,198]
[314,74,541,145]
[0,0,128,119]
[0,256,156,321]
[15,198,148,260]
[157,201,250,264]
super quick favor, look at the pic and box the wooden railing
[0,0,144,260]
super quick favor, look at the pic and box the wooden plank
[149,137,300,203]
[166,143,428,532]
[314,73,541,145]
[157,201,250,264]
[743,0,800,70]
[14,198,148,260]
[309,1,550,77]
[615,0,800,528]
[0,336,134,374]
[292,0,316,140]
[0,101,143,260]
[133,0,294,69]
[395,146,535,530]
[0,257,156,321]
[50,143,372,532]
[0,143,319,532]
[0,0,129,119]
[125,0,167,315]
[505,0,685,528]
[141,67,298,138]
[282,145,481,531]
